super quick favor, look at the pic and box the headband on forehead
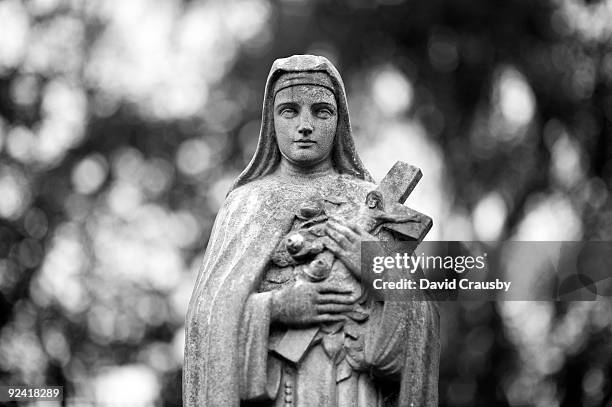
[273,71,336,96]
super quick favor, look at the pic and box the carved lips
[294,139,316,147]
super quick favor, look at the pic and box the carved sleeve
[238,292,282,402]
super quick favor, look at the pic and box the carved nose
[298,124,313,135]
[298,115,314,135]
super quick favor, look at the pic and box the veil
[229,54,373,192]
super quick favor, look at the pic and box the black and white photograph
[0,0,611,406]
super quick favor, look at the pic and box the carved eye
[315,108,333,119]
[279,108,297,118]
[366,191,384,210]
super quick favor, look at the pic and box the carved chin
[286,149,327,165]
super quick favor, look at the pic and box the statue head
[230,54,373,192]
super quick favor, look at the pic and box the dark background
[0,0,611,405]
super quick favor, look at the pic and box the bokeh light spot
[371,67,413,116]
[72,154,109,195]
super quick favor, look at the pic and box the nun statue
[184,55,439,407]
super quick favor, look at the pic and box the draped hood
[230,54,373,192]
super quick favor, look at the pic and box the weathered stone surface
[376,161,422,204]
[184,54,440,407]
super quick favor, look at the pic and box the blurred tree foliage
[0,0,611,406]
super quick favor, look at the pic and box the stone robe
[184,173,440,407]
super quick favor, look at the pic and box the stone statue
[184,55,439,407]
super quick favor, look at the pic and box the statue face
[273,85,337,167]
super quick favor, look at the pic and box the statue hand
[323,218,377,281]
[270,281,358,327]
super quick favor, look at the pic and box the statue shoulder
[221,176,288,216]
[225,177,272,203]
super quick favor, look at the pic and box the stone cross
[375,161,432,243]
